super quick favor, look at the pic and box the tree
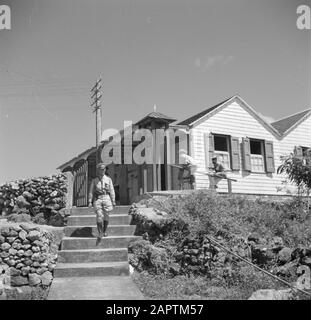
[278,150,311,199]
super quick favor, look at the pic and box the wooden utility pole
[90,77,102,164]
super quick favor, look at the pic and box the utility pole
[90,77,102,164]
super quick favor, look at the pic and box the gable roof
[57,145,97,170]
[178,95,281,138]
[178,96,233,126]
[271,109,311,136]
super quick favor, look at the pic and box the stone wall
[0,221,64,299]
[0,174,70,226]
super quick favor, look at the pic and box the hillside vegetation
[129,191,311,300]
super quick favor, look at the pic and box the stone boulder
[278,247,293,264]
[248,289,294,300]
[10,276,29,287]
[41,271,53,286]
[27,230,41,242]
[247,233,261,244]
[28,273,41,286]
[7,214,31,223]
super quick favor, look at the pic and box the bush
[154,191,311,247]
[129,239,171,275]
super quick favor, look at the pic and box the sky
[0,0,310,184]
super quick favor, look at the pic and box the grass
[132,265,291,300]
[132,271,240,300]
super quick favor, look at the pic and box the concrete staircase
[48,206,144,300]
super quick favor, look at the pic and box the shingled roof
[135,111,177,125]
[271,109,311,135]
[177,96,233,126]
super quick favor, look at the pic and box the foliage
[278,153,311,191]
[128,239,173,275]
[155,191,311,247]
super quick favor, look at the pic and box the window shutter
[204,133,215,170]
[230,136,240,171]
[242,138,251,171]
[208,133,215,169]
[294,146,303,158]
[204,133,214,169]
[204,133,208,170]
[264,140,275,173]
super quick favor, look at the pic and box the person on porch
[178,150,198,190]
[88,163,116,239]
[209,156,227,189]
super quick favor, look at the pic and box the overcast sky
[0,0,310,183]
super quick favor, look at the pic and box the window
[214,135,228,152]
[213,135,230,169]
[250,139,265,173]
[242,138,275,173]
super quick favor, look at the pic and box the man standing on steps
[88,163,116,239]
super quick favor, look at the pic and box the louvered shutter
[207,133,215,168]
[264,140,275,173]
[230,136,240,171]
[242,138,251,171]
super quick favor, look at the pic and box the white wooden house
[179,95,311,195]
[58,95,311,205]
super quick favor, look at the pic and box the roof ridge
[147,111,175,117]
[177,95,235,126]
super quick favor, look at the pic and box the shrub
[155,191,311,247]
[128,239,171,275]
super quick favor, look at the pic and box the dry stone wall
[0,174,70,226]
[0,221,63,298]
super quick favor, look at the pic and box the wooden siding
[191,101,311,195]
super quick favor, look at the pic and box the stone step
[48,276,144,300]
[57,248,128,263]
[64,225,136,237]
[54,261,129,277]
[67,214,132,226]
[71,206,131,216]
[61,236,141,250]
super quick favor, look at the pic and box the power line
[0,66,90,94]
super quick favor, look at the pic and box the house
[179,95,311,195]
[57,95,311,205]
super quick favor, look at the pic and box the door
[73,161,88,207]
